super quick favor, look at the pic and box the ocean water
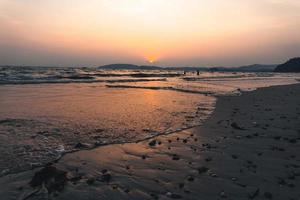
[0,66,299,174]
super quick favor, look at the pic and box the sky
[0,0,299,67]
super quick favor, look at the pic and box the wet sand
[0,84,299,200]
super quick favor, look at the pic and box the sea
[0,66,299,174]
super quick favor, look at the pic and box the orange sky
[0,0,299,67]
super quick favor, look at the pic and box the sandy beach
[0,83,299,200]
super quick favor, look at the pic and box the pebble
[205,157,212,162]
[264,192,273,199]
[220,191,227,198]
[187,175,194,182]
[172,154,180,160]
[166,192,182,199]
[198,166,208,174]
[148,140,157,147]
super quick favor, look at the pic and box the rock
[205,157,212,162]
[172,154,180,160]
[289,139,297,144]
[95,128,104,133]
[183,139,187,143]
[220,191,227,198]
[231,122,246,130]
[30,165,67,193]
[148,140,157,147]
[150,193,159,200]
[178,183,184,189]
[248,188,259,199]
[264,192,273,199]
[86,177,95,185]
[166,192,182,199]
[74,142,90,149]
[100,173,111,183]
[198,166,208,174]
[187,175,194,182]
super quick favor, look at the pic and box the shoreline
[1,84,299,200]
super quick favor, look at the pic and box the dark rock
[74,142,90,149]
[220,191,227,198]
[198,166,208,174]
[86,177,95,185]
[100,173,112,183]
[205,157,212,162]
[178,183,184,189]
[150,193,159,200]
[264,192,273,199]
[289,139,297,144]
[172,154,180,160]
[166,192,182,199]
[149,140,157,147]
[231,122,246,130]
[248,188,260,199]
[95,128,104,133]
[124,188,130,193]
[187,175,194,182]
[30,165,67,193]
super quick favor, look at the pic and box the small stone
[198,166,208,174]
[187,175,194,182]
[231,122,246,130]
[74,142,90,149]
[100,173,111,183]
[124,188,130,193]
[166,192,182,199]
[86,177,95,185]
[178,183,184,189]
[220,191,227,198]
[172,154,180,160]
[205,157,212,162]
[264,192,273,199]
[248,188,259,199]
[149,140,157,147]
[231,177,237,181]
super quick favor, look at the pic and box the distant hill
[210,64,277,72]
[236,64,277,72]
[274,58,300,72]
[98,63,278,72]
[99,64,162,70]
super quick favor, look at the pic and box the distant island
[274,57,300,72]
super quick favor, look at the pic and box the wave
[106,84,220,95]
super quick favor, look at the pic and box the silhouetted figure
[183,70,186,75]
[197,70,200,75]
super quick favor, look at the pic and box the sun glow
[1,0,299,66]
